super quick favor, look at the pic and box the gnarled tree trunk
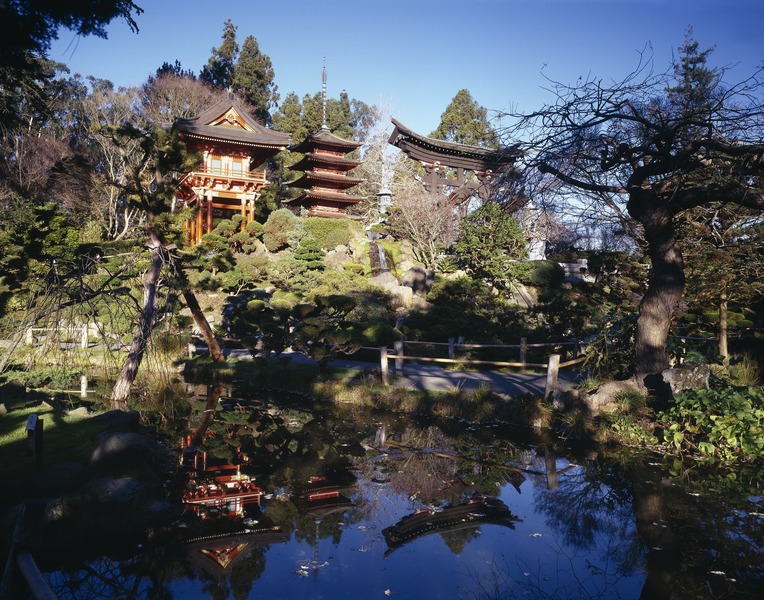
[629,191,685,382]
[111,241,166,409]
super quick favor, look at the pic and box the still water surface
[47,387,763,599]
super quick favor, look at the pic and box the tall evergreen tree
[199,19,239,90]
[233,35,279,124]
[431,89,497,148]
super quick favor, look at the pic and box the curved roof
[290,125,361,153]
[288,171,364,190]
[284,189,365,205]
[290,152,361,172]
[388,118,521,172]
[174,94,290,149]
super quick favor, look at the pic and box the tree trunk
[629,191,685,382]
[718,287,729,366]
[111,242,166,409]
[178,278,225,363]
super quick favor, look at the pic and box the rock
[90,409,141,431]
[390,285,414,309]
[34,462,89,495]
[90,432,152,470]
[0,403,6,417]
[401,266,434,295]
[67,406,89,418]
[662,364,710,395]
[583,379,645,415]
[325,248,353,270]
[368,271,400,290]
[88,475,145,504]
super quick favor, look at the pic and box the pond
[41,384,764,599]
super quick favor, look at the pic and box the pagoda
[284,127,365,218]
[174,94,290,245]
[283,69,365,218]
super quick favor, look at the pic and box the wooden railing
[366,336,586,398]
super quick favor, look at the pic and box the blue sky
[50,0,764,137]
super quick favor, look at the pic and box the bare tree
[501,49,764,385]
[387,187,459,269]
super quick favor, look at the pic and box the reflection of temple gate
[387,118,522,204]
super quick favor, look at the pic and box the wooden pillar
[380,346,389,386]
[520,337,527,366]
[80,375,88,399]
[573,336,579,359]
[394,340,404,374]
[206,197,213,234]
[448,337,455,359]
[545,354,560,400]
[195,205,203,244]
[81,323,88,350]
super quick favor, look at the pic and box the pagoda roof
[174,94,290,150]
[388,118,521,172]
[287,170,364,189]
[290,152,361,172]
[290,125,361,153]
[284,189,365,205]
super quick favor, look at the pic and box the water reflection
[40,385,764,599]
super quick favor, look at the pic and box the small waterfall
[369,241,389,274]
[377,243,388,271]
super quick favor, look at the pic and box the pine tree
[199,19,239,90]
[233,35,279,124]
[431,89,497,148]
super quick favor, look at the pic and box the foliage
[385,189,456,269]
[226,290,363,371]
[659,384,764,463]
[582,314,637,379]
[512,260,565,288]
[502,33,764,376]
[233,34,279,123]
[402,277,532,345]
[262,209,302,252]
[293,236,325,271]
[305,217,352,250]
[430,89,497,148]
[451,201,527,289]
[0,0,142,125]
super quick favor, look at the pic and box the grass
[0,389,106,484]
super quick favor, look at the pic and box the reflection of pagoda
[284,68,364,218]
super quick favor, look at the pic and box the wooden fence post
[81,323,89,350]
[380,346,390,386]
[394,340,404,374]
[25,415,43,469]
[573,336,579,359]
[545,354,560,401]
[80,375,88,399]
[520,337,527,366]
[448,337,455,359]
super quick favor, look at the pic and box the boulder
[34,462,89,495]
[661,364,710,395]
[90,432,152,470]
[390,285,414,309]
[325,248,353,270]
[368,271,400,291]
[401,266,434,295]
[88,475,145,505]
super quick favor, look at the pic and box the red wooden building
[174,94,290,245]
[283,126,365,218]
